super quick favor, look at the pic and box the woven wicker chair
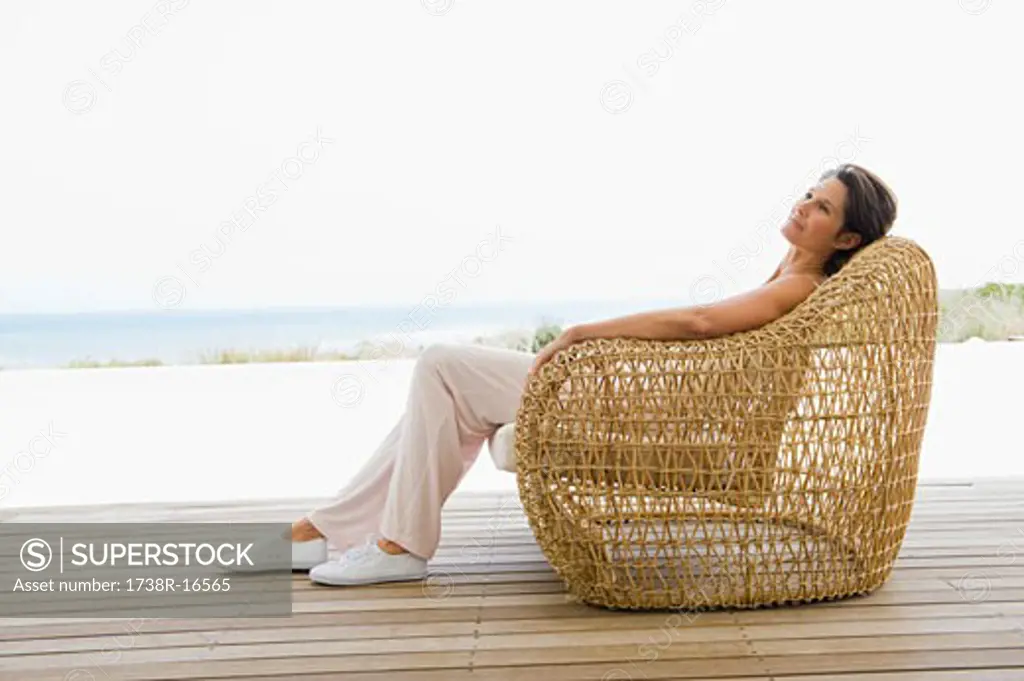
[511,235,939,611]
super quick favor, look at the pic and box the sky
[2,0,1021,314]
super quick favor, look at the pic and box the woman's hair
[819,163,898,276]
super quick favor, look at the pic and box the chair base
[530,497,896,611]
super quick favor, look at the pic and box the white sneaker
[308,539,428,586]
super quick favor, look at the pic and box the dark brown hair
[819,164,898,276]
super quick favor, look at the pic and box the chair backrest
[727,236,939,515]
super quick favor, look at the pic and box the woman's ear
[837,230,862,251]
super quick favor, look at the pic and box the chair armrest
[514,330,809,497]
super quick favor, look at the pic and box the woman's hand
[528,326,582,376]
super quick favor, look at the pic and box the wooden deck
[2,478,1024,680]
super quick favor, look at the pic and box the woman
[293,162,898,587]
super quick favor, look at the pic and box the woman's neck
[779,248,828,279]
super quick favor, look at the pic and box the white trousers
[308,342,535,560]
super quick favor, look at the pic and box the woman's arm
[528,275,820,375]
[569,275,819,343]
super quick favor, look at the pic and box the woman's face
[781,177,858,255]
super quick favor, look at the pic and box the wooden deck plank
[117,671,1024,681]
[3,612,1017,661]
[15,647,1014,681]
[9,621,1019,672]
[0,580,1020,624]
[3,600,1021,644]
[471,632,1024,668]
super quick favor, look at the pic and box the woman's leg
[297,417,407,550]
[306,342,535,561]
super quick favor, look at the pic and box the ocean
[0,298,684,370]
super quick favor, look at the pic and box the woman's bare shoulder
[772,271,827,289]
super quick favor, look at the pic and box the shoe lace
[341,533,381,562]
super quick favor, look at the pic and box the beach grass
[195,347,356,364]
[66,358,166,369]
[938,284,1024,342]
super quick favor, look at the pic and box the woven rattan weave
[514,235,939,610]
